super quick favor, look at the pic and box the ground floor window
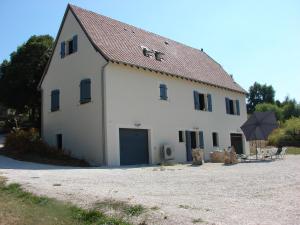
[212,132,219,147]
[178,131,184,142]
[56,134,62,149]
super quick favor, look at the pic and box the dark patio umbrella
[241,111,278,158]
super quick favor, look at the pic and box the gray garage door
[119,128,149,165]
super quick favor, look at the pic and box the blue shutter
[199,131,204,149]
[225,98,230,114]
[185,131,192,161]
[236,100,240,115]
[159,84,167,100]
[73,35,78,52]
[207,94,212,112]
[80,79,91,103]
[194,91,200,110]
[60,42,65,58]
[51,90,60,111]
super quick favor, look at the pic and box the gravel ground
[0,155,299,225]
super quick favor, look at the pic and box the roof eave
[110,60,247,95]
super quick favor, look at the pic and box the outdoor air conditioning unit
[162,144,174,161]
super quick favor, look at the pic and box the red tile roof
[70,4,246,94]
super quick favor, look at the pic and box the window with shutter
[199,131,204,149]
[80,79,91,104]
[225,98,230,114]
[60,42,65,58]
[61,35,78,58]
[73,35,78,52]
[159,84,167,100]
[194,91,200,110]
[236,100,240,115]
[51,90,60,112]
[207,94,212,112]
[226,97,240,115]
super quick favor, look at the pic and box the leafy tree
[268,117,300,147]
[255,103,283,121]
[247,82,275,113]
[0,35,53,126]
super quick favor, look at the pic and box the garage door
[119,128,149,165]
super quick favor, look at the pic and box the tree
[0,35,53,126]
[281,97,300,120]
[255,103,283,121]
[247,82,275,113]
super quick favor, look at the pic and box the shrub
[268,117,300,147]
[3,129,89,166]
[4,128,40,153]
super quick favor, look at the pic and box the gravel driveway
[0,155,299,225]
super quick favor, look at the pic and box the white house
[39,4,249,166]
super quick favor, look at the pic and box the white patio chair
[280,147,288,159]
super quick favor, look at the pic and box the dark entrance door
[119,128,149,165]
[185,131,197,161]
[230,133,243,154]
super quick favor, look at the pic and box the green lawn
[287,147,300,155]
[0,177,131,225]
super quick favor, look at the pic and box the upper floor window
[80,79,91,104]
[51,89,60,112]
[194,91,212,112]
[159,84,168,100]
[225,98,240,115]
[60,35,78,58]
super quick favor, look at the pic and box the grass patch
[0,177,131,225]
[95,199,146,217]
[287,147,300,155]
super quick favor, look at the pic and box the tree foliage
[247,82,275,113]
[0,35,53,125]
[255,97,300,122]
[268,117,300,147]
[255,103,283,121]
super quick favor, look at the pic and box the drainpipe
[101,60,109,166]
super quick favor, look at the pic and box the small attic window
[142,46,153,57]
[154,51,164,61]
[164,41,169,45]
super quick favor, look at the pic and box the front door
[230,133,243,154]
[185,131,197,161]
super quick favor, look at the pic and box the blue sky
[1,0,299,102]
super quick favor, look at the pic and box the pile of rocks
[210,151,225,163]
[224,147,238,165]
[192,148,204,165]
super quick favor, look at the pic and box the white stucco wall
[104,63,249,166]
[41,10,107,165]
